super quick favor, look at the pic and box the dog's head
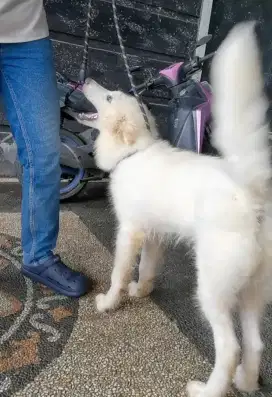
[77,78,158,171]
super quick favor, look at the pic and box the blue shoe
[22,255,90,297]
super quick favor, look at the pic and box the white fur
[78,22,272,397]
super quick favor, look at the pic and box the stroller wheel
[59,129,89,201]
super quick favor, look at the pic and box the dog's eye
[107,95,113,103]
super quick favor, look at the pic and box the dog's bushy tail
[211,22,271,203]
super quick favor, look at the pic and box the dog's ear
[112,115,137,146]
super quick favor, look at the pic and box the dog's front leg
[96,225,144,312]
[128,237,163,298]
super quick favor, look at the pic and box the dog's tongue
[77,112,98,121]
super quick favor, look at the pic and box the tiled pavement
[0,181,270,396]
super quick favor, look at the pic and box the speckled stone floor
[0,211,238,397]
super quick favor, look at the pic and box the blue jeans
[0,38,61,266]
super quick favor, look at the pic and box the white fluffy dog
[77,22,272,397]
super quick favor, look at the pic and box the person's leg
[0,39,89,296]
[1,39,60,264]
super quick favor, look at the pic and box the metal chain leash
[65,1,93,105]
[111,0,151,131]
[79,0,93,83]
[78,0,151,131]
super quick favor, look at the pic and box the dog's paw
[186,381,207,397]
[234,365,259,392]
[128,281,153,298]
[128,281,144,298]
[95,293,114,313]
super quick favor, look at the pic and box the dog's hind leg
[187,284,239,397]
[96,224,144,312]
[234,283,265,392]
[128,236,163,298]
[187,231,251,397]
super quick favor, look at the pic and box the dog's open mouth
[76,112,99,121]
